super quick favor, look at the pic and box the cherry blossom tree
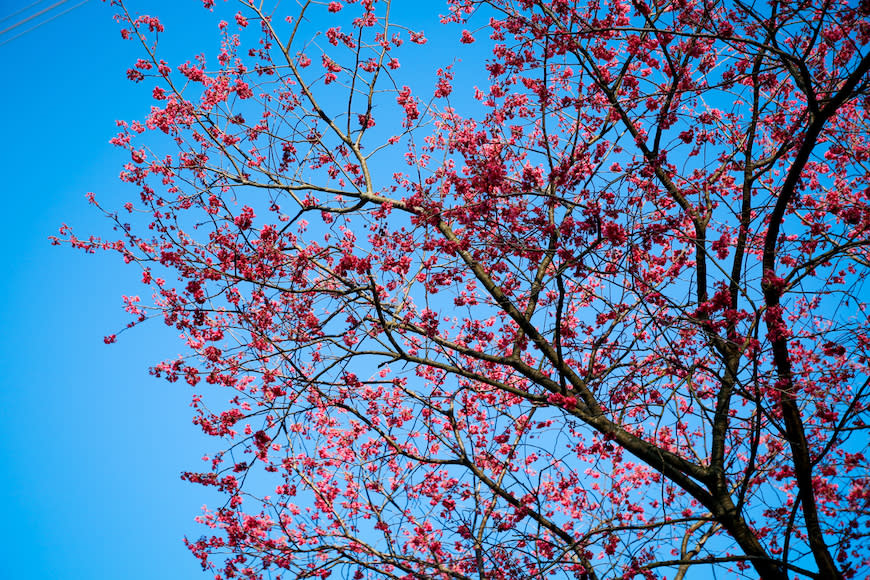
[61,0,870,578]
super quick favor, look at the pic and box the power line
[0,0,90,47]
[0,0,72,36]
[0,0,49,25]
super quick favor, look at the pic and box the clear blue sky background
[0,1,468,578]
[2,1,866,578]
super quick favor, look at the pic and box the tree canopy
[63,0,870,578]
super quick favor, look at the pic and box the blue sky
[0,1,469,578]
[2,1,864,579]
[0,1,225,578]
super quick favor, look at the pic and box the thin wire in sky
[0,0,73,36]
[0,0,50,24]
[0,0,90,47]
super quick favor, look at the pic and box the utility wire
[0,0,73,36]
[0,0,49,24]
[0,0,90,47]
